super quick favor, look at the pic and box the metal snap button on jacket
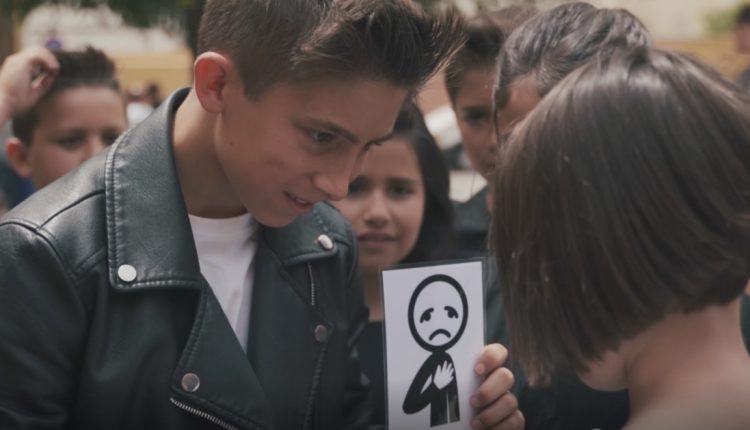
[181,373,201,393]
[117,264,137,283]
[314,324,329,343]
[316,234,334,251]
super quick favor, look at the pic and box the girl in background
[333,102,516,429]
[333,102,455,425]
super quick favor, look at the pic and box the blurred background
[1,0,748,199]
[1,0,747,103]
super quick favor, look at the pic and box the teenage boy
[0,2,521,430]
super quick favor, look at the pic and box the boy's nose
[314,170,351,201]
[316,154,366,201]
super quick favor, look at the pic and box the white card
[382,260,485,429]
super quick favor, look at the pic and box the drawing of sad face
[408,274,469,351]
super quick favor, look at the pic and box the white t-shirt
[188,212,257,351]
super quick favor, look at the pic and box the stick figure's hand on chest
[433,361,455,389]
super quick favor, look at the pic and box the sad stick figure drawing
[403,274,468,427]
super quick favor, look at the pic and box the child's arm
[0,46,59,127]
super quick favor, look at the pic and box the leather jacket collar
[105,88,338,292]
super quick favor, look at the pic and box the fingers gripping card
[382,260,484,429]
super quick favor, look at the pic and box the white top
[188,212,257,351]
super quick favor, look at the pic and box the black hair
[495,2,651,109]
[395,102,455,264]
[444,6,536,101]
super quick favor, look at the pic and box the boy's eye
[103,132,121,146]
[311,131,335,144]
[462,110,490,126]
[347,177,367,196]
[55,136,85,149]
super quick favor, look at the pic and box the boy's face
[215,79,408,227]
[8,86,127,189]
[452,66,497,180]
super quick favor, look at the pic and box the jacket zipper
[307,263,317,309]
[170,397,240,430]
[306,263,318,430]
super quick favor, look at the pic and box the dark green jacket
[0,89,372,430]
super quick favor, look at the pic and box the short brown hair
[11,47,120,145]
[443,6,536,102]
[198,0,465,98]
[495,3,651,110]
[493,48,750,386]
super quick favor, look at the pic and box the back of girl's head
[493,48,750,386]
[495,2,651,109]
[444,6,537,101]
[12,47,120,144]
[394,102,454,263]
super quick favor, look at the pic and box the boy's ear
[193,52,235,114]
[5,137,32,179]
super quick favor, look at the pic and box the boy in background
[4,47,126,191]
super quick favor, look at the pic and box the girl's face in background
[333,137,425,275]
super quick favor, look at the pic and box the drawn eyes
[445,306,458,319]
[419,306,459,323]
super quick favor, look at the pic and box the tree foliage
[1,0,204,55]
[706,3,742,36]
[2,0,497,55]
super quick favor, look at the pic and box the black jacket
[0,89,373,430]
[452,186,490,259]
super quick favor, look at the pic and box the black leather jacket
[0,89,373,430]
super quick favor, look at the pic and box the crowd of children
[1,1,749,429]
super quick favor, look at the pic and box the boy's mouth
[285,192,314,213]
